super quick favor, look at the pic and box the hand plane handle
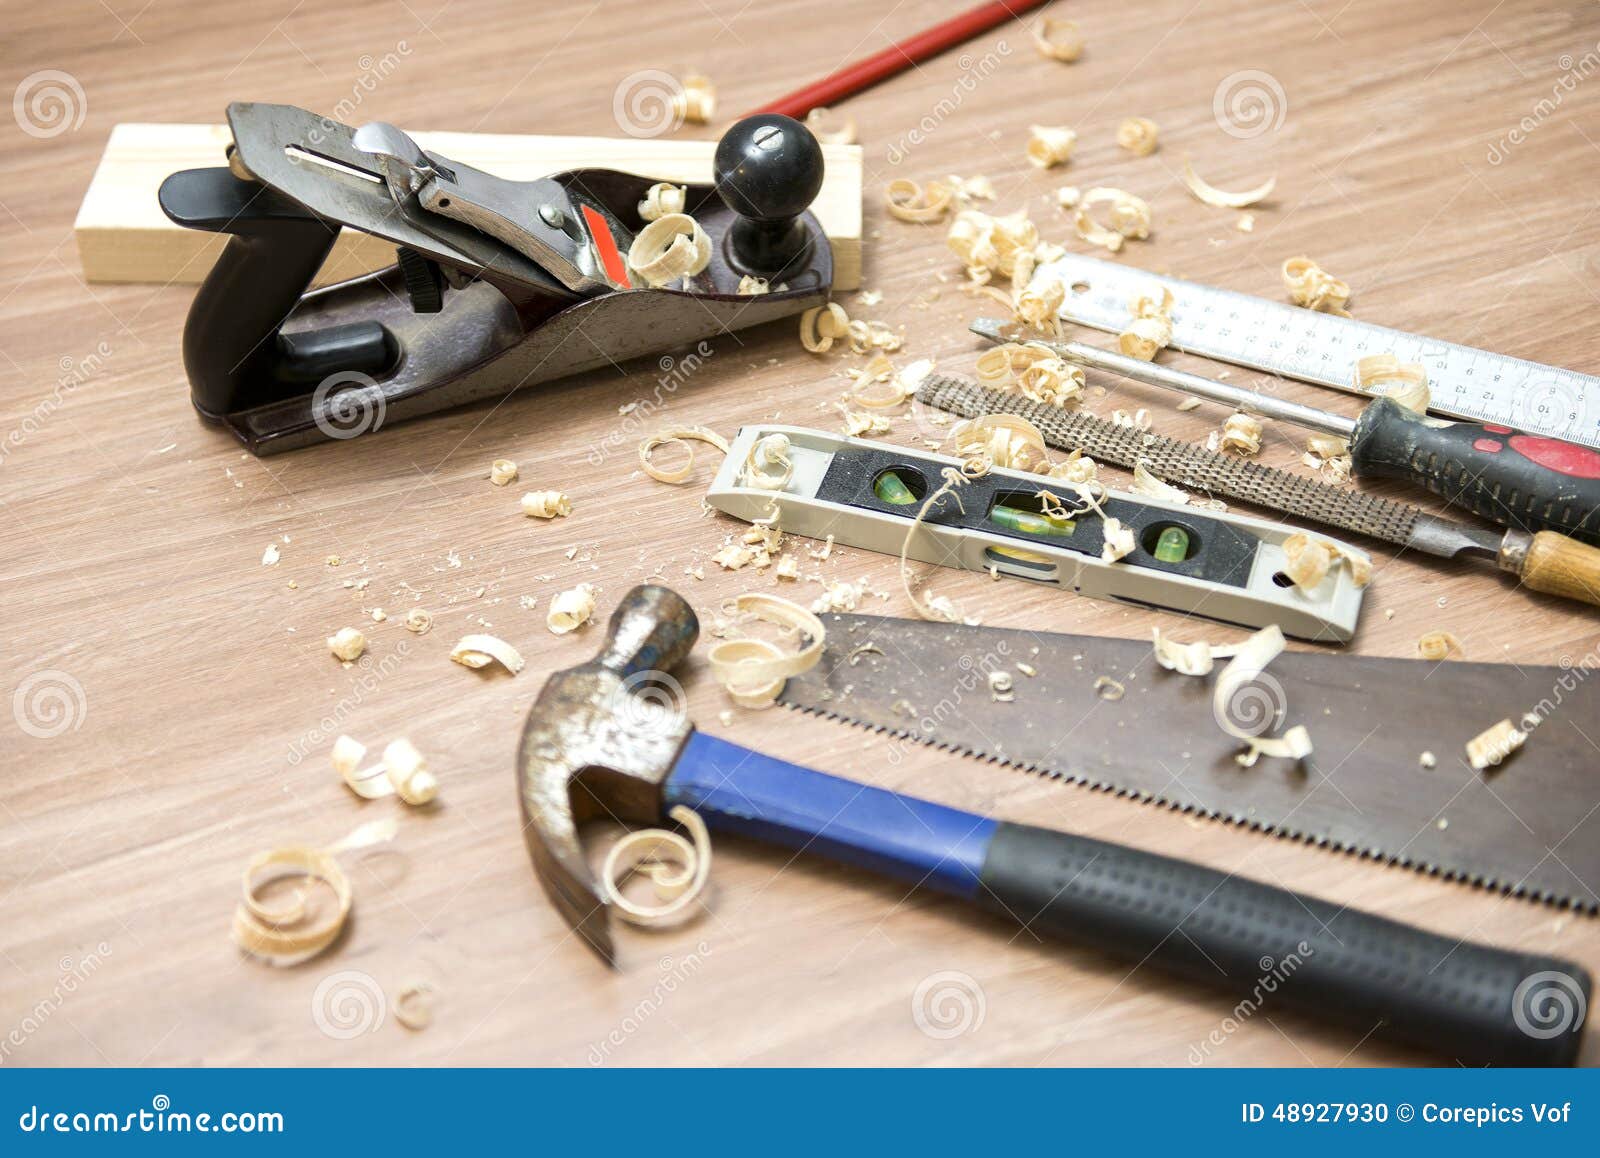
[157,167,395,417]
[663,734,1590,1065]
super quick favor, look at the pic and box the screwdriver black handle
[1351,397,1600,545]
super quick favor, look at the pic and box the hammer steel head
[517,585,699,963]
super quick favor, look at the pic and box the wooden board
[74,123,863,290]
[4,0,1599,1068]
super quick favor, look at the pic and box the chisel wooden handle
[980,824,1592,1066]
[1514,530,1600,606]
[1352,398,1600,545]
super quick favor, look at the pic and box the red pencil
[743,0,1052,121]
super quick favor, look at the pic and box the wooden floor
[4,0,1599,1066]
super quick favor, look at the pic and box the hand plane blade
[778,613,1600,913]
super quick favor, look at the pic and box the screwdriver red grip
[1350,397,1600,545]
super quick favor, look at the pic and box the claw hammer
[517,585,1591,1066]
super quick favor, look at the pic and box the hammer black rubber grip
[978,821,1590,1066]
[1351,397,1600,545]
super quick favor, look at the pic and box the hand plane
[157,102,833,454]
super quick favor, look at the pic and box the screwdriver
[972,319,1600,547]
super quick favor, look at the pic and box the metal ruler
[1039,253,1600,449]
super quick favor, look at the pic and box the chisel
[972,318,1600,547]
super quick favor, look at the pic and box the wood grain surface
[3,0,1599,1067]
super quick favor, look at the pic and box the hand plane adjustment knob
[713,114,825,277]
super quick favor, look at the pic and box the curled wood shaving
[1180,158,1276,208]
[1116,117,1159,157]
[1033,16,1084,61]
[736,275,769,295]
[947,208,1042,282]
[740,432,794,490]
[804,106,856,145]
[899,467,974,622]
[1093,676,1124,701]
[947,413,1051,473]
[403,607,433,634]
[1306,433,1351,458]
[333,735,394,800]
[885,177,955,223]
[672,73,716,124]
[1047,451,1097,484]
[639,426,730,484]
[1282,532,1371,590]
[627,213,712,287]
[1215,626,1313,767]
[838,406,891,437]
[1100,517,1135,562]
[708,593,824,708]
[1467,718,1527,771]
[490,459,519,486]
[1151,628,1241,677]
[637,182,687,222]
[1056,185,1081,209]
[548,584,597,635]
[1132,461,1189,505]
[1219,412,1264,456]
[1416,630,1464,661]
[327,627,367,663]
[383,738,439,805]
[1355,354,1430,413]
[450,633,525,674]
[521,490,572,519]
[602,805,712,927]
[1118,286,1175,361]
[988,670,1015,702]
[1236,213,1255,232]
[1282,256,1350,314]
[1026,125,1077,168]
[394,982,435,1030]
[231,819,397,965]
[800,302,851,352]
[1112,408,1152,430]
[846,318,903,354]
[1017,355,1084,407]
[1074,187,1151,253]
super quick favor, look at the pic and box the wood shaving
[602,805,712,927]
[1151,628,1241,677]
[846,318,903,354]
[1420,751,1437,769]
[637,182,687,222]
[1116,117,1159,157]
[1306,433,1351,457]
[1056,185,1081,209]
[1093,676,1124,701]
[1118,286,1174,361]
[896,466,974,623]
[1074,188,1151,253]
[947,207,1043,283]
[262,543,280,566]
[800,302,851,352]
[382,738,438,805]
[327,627,366,663]
[1467,718,1527,771]
[450,633,525,674]
[489,459,519,486]
[804,106,856,145]
[737,275,769,295]
[947,413,1051,473]
[1014,273,1066,328]
[231,818,396,965]
[332,735,394,800]
[1281,532,1371,591]
[1100,517,1135,562]
[520,490,572,519]
[394,982,435,1031]
[547,584,597,635]
[1355,354,1429,413]
[1017,355,1085,407]
[1026,125,1077,168]
[712,543,756,571]
[403,607,433,634]
[1235,213,1255,232]
[1132,461,1190,505]
[1047,451,1097,484]
[988,670,1015,702]
[1219,412,1264,455]
[1033,16,1084,61]
[639,426,730,484]
[1416,630,1464,661]
[708,593,824,708]
[838,406,891,437]
[1213,626,1313,767]
[627,212,712,287]
[1111,408,1151,430]
[672,73,716,124]
[740,432,794,490]
[1180,159,1276,208]
[774,554,800,581]
[885,178,955,224]
[1282,256,1350,314]
[811,579,866,614]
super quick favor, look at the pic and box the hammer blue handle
[664,731,1590,1066]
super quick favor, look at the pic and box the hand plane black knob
[713,114,825,278]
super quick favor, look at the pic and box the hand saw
[778,613,1600,912]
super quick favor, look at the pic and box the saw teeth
[778,698,1600,915]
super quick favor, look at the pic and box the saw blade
[778,613,1600,912]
